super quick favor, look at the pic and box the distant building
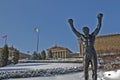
[69,53,80,58]
[47,45,72,58]
[0,46,31,60]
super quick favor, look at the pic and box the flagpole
[5,38,7,45]
[2,35,7,45]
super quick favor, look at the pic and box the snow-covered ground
[0,62,120,80]
[7,72,103,80]
[0,63,83,79]
[7,70,120,80]
[103,70,120,80]
[0,63,82,70]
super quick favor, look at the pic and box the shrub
[12,49,19,64]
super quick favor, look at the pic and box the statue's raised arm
[91,13,103,36]
[68,19,82,37]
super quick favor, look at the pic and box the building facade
[47,45,72,58]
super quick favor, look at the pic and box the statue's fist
[97,13,103,19]
[68,19,73,24]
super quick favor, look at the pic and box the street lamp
[34,27,39,53]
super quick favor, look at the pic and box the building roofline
[47,45,72,53]
[97,33,120,38]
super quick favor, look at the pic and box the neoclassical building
[47,45,72,58]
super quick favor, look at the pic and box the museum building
[47,45,72,58]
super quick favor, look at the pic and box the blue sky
[0,0,120,54]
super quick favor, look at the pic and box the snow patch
[103,70,120,80]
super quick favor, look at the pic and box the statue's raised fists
[97,13,103,19]
[68,19,73,25]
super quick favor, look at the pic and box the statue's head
[82,27,89,36]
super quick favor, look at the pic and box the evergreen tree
[38,53,42,60]
[48,50,53,58]
[12,49,19,64]
[0,44,9,67]
[0,50,5,67]
[31,51,39,60]
[41,50,46,60]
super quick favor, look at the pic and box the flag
[2,35,7,39]
[34,27,39,32]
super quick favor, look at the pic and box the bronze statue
[68,13,103,80]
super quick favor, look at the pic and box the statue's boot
[84,60,89,80]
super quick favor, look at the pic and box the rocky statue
[68,13,103,80]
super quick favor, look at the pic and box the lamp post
[34,27,39,53]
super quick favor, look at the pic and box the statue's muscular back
[81,34,96,57]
